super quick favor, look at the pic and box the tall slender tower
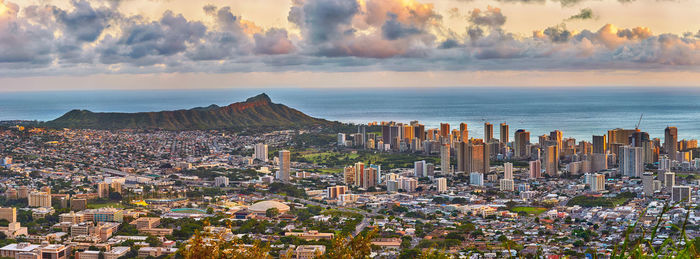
[484,123,494,143]
[459,123,469,142]
[664,126,678,160]
[514,129,530,159]
[278,150,290,182]
[441,144,451,174]
[499,123,509,144]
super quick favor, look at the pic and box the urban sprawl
[0,122,697,259]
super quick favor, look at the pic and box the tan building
[295,245,326,259]
[28,192,51,208]
[60,212,86,224]
[0,243,40,258]
[71,198,88,211]
[77,247,129,259]
[39,245,70,259]
[0,207,17,222]
[97,182,110,199]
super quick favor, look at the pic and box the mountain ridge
[46,93,335,130]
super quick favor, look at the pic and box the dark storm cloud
[381,13,422,40]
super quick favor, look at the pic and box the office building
[592,153,608,172]
[386,180,399,193]
[71,198,87,211]
[28,192,51,208]
[619,146,644,177]
[343,166,355,185]
[399,178,418,192]
[458,141,489,174]
[436,178,447,193]
[0,207,16,223]
[277,150,290,182]
[255,143,269,162]
[550,130,562,153]
[672,186,691,203]
[514,129,530,159]
[353,162,365,187]
[608,128,638,152]
[589,173,605,192]
[470,172,484,186]
[214,176,229,187]
[664,126,678,160]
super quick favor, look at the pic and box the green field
[511,206,548,215]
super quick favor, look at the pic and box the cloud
[567,8,594,21]
[469,6,506,28]
[0,0,697,77]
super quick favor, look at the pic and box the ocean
[1,87,700,142]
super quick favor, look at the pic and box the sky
[0,0,698,91]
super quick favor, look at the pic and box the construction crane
[635,113,643,130]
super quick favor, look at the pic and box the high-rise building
[504,162,513,180]
[436,178,447,193]
[414,160,426,178]
[608,128,638,151]
[362,167,378,189]
[440,123,450,138]
[469,172,484,186]
[343,166,355,185]
[672,186,691,203]
[499,123,509,144]
[461,141,489,174]
[337,133,346,147]
[529,160,541,179]
[0,207,16,223]
[255,143,269,162]
[399,178,418,192]
[545,145,558,177]
[550,130,563,153]
[459,123,469,142]
[484,123,494,143]
[414,124,425,142]
[500,179,514,191]
[353,162,365,187]
[589,173,605,192]
[664,126,678,160]
[277,150,291,182]
[386,180,399,193]
[28,192,51,208]
[514,129,530,159]
[214,176,229,187]
[592,153,608,172]
[619,146,644,177]
[97,182,110,198]
[663,171,675,189]
[642,172,655,197]
[327,186,347,199]
[440,144,451,174]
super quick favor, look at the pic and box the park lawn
[511,206,548,215]
[88,201,125,209]
[304,168,342,174]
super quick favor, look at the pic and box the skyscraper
[642,172,655,197]
[672,186,691,203]
[500,179,514,191]
[499,123,509,144]
[663,171,675,190]
[462,141,489,174]
[254,143,269,162]
[343,166,355,185]
[469,172,484,186]
[440,123,450,138]
[337,134,346,147]
[550,130,562,154]
[354,162,365,187]
[664,126,678,160]
[436,178,447,193]
[592,135,607,154]
[589,173,605,192]
[440,143,451,174]
[362,167,378,189]
[545,145,558,177]
[414,160,426,178]
[619,146,644,177]
[459,123,468,142]
[529,160,541,179]
[514,129,530,159]
[484,123,494,143]
[414,124,425,142]
[504,162,513,180]
[277,150,290,182]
